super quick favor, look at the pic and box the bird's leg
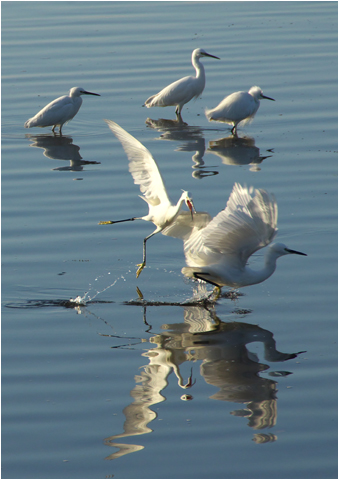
[98,217,136,225]
[136,230,158,278]
[193,272,222,302]
[231,125,236,135]
[182,367,196,389]
[136,237,148,278]
[59,125,63,135]
[211,286,221,301]
[52,125,56,134]
[175,107,183,122]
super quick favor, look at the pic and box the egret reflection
[25,134,100,171]
[146,118,218,179]
[104,305,304,460]
[207,134,272,172]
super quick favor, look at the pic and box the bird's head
[181,190,196,219]
[269,242,307,258]
[70,87,100,97]
[193,48,220,60]
[249,86,275,102]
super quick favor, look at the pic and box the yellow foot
[98,220,114,225]
[136,262,145,278]
[136,286,144,300]
[209,286,221,302]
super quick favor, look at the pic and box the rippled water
[2,2,337,479]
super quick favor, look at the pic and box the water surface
[2,2,337,479]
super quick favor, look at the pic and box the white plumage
[24,86,100,134]
[206,86,274,134]
[171,183,306,292]
[144,48,219,119]
[99,120,196,278]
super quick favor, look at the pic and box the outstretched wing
[184,183,278,269]
[105,120,170,207]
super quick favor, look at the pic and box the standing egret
[99,120,196,278]
[24,86,100,134]
[179,183,306,296]
[144,48,220,120]
[206,86,275,134]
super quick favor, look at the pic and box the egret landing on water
[180,183,306,298]
[206,86,274,134]
[99,120,196,278]
[24,86,100,135]
[144,48,220,120]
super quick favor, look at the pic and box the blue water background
[2,2,337,479]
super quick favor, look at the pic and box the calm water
[2,2,338,479]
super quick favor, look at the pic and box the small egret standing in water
[144,48,220,120]
[180,183,306,296]
[99,120,196,278]
[206,86,274,134]
[24,86,100,134]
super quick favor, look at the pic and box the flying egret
[205,86,275,134]
[176,183,306,296]
[24,86,100,134]
[144,48,220,120]
[99,120,196,278]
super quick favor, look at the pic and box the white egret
[24,86,100,134]
[144,48,220,119]
[99,120,196,278]
[179,183,306,296]
[205,86,275,134]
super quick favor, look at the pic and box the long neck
[174,196,186,216]
[242,250,278,286]
[192,55,205,81]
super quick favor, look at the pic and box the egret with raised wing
[179,183,306,297]
[206,86,274,134]
[99,120,196,278]
[24,86,100,134]
[144,48,220,120]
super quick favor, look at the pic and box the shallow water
[2,2,338,479]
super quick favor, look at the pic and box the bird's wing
[105,120,170,206]
[184,183,278,269]
[211,92,258,122]
[28,95,75,127]
[146,76,198,107]
[162,211,212,239]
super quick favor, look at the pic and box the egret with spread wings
[178,183,306,296]
[100,120,196,278]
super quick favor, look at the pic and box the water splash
[70,270,130,305]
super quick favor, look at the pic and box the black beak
[204,53,220,60]
[82,90,101,96]
[262,94,275,101]
[286,248,307,256]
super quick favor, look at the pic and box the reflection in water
[25,134,100,171]
[207,134,272,172]
[104,305,304,459]
[146,118,219,179]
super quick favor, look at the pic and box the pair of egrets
[24,48,274,135]
[98,120,306,297]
